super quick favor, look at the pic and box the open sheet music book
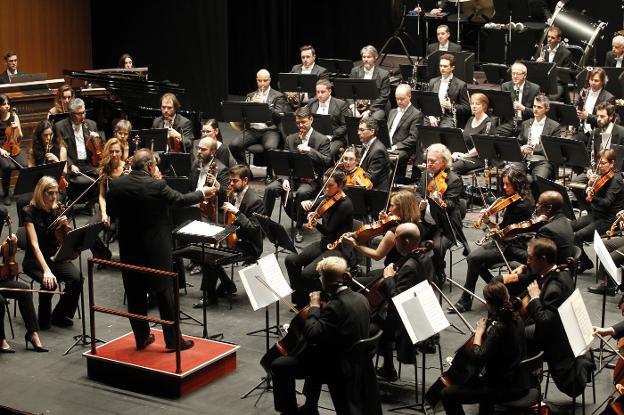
[558,289,594,357]
[177,220,224,238]
[392,280,450,344]
[594,231,622,285]
[239,254,293,311]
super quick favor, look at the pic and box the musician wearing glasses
[152,92,194,153]
[307,79,350,159]
[426,54,469,128]
[496,62,540,137]
[387,84,423,179]
[348,45,390,121]
[605,35,624,68]
[0,52,19,84]
[0,94,25,206]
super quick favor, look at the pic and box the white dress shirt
[72,122,88,161]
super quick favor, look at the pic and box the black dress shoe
[165,339,194,352]
[447,302,471,314]
[295,232,304,243]
[193,296,218,308]
[51,315,73,327]
[578,259,594,274]
[588,283,616,296]
[136,333,155,350]
[376,366,399,382]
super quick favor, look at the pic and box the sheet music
[558,289,594,357]
[392,281,450,344]
[594,231,622,285]
[239,254,293,311]
[177,220,225,238]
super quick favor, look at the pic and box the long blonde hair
[31,176,59,211]
[98,138,125,176]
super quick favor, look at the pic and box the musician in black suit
[604,35,624,67]
[516,94,561,180]
[388,84,424,178]
[578,68,615,135]
[188,136,228,209]
[497,62,541,137]
[307,79,350,159]
[194,164,265,307]
[426,53,470,128]
[358,118,390,190]
[0,52,19,84]
[535,27,571,67]
[151,93,194,153]
[426,24,462,55]
[284,45,329,108]
[264,106,330,242]
[107,149,212,351]
[271,256,377,415]
[590,103,624,161]
[524,238,593,399]
[349,45,391,121]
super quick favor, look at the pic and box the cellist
[0,94,25,206]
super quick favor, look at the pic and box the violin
[474,193,521,229]
[587,169,615,203]
[198,159,218,221]
[83,123,103,167]
[53,203,78,261]
[345,166,373,189]
[0,216,18,281]
[305,191,346,229]
[166,117,184,153]
[607,211,624,237]
[327,214,400,250]
[224,187,238,249]
[45,143,68,190]
[427,170,448,208]
[3,108,20,157]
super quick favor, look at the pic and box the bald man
[229,69,291,183]
[606,35,624,68]
[387,84,424,179]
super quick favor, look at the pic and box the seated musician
[229,69,291,183]
[419,143,469,283]
[264,105,330,243]
[605,35,624,67]
[373,223,435,381]
[426,53,469,128]
[151,92,194,153]
[451,92,492,175]
[98,138,128,228]
[521,238,594,398]
[118,53,134,69]
[112,119,132,160]
[440,280,527,415]
[515,94,561,180]
[426,24,461,55]
[286,169,353,310]
[285,45,328,106]
[496,62,540,137]
[189,135,228,217]
[271,256,377,415]
[28,120,68,169]
[340,146,373,189]
[201,119,236,168]
[307,79,350,160]
[22,176,82,330]
[0,52,19,84]
[0,94,26,206]
[388,84,424,179]
[535,26,571,67]
[577,68,615,138]
[573,149,624,274]
[587,213,624,296]
[449,166,533,313]
[358,118,390,190]
[48,84,75,117]
[348,45,390,121]
[195,164,264,307]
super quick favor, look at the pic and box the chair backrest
[348,329,383,361]
[514,351,545,390]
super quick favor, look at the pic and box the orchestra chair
[543,351,596,415]
[245,143,265,168]
[495,351,545,414]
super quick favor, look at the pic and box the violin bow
[47,174,102,230]
[444,277,487,305]
[254,275,299,313]
[309,146,348,208]
[476,185,512,273]
[430,281,473,333]
[383,152,400,212]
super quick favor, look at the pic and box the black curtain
[91,0,228,118]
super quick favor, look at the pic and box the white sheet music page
[558,289,594,357]
[594,231,622,285]
[177,220,225,237]
[239,254,293,311]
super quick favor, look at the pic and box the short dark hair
[440,53,455,67]
[360,117,378,132]
[3,52,16,61]
[229,164,252,181]
[295,105,312,119]
[300,45,316,55]
[323,168,346,187]
[529,238,557,265]
[595,102,616,120]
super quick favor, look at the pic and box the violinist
[0,94,25,206]
[286,169,353,310]
[112,119,132,160]
[47,84,75,117]
[263,105,330,243]
[419,143,469,284]
[22,176,82,329]
[340,147,373,189]
[271,256,377,415]
[449,166,533,313]
[194,164,264,308]
[573,149,624,275]
[358,118,390,189]
[451,92,491,175]
[151,93,194,153]
[439,281,527,415]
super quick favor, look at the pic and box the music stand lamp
[332,79,379,117]
[221,101,272,166]
[278,73,319,109]
[541,135,590,188]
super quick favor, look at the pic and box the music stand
[532,176,576,221]
[428,196,457,246]
[611,144,624,172]
[482,63,510,84]
[471,134,524,162]
[549,103,580,128]
[130,128,168,152]
[48,113,69,124]
[426,50,474,83]
[541,135,590,188]
[13,161,66,196]
[159,152,191,177]
[470,89,515,122]
[412,91,443,118]
[418,126,469,154]
[222,101,272,164]
[331,79,379,117]
[279,73,319,105]
[521,61,557,95]
[317,58,353,77]
[58,221,106,355]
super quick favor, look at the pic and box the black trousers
[0,151,27,196]
[23,258,82,327]
[420,221,453,281]
[572,214,612,263]
[0,278,39,339]
[452,156,485,176]
[264,180,317,229]
[440,378,526,415]
[229,128,281,171]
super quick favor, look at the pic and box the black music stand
[521,61,557,95]
[412,91,443,118]
[482,63,510,84]
[472,134,524,193]
[470,89,515,122]
[344,186,388,222]
[13,161,66,196]
[549,102,580,128]
[281,113,333,137]
[221,101,272,166]
[130,128,168,152]
[316,58,353,77]
[426,50,474,83]
[279,73,318,107]
[611,144,624,172]
[48,113,69,124]
[532,176,576,221]
[541,135,590,188]
[418,126,468,154]
[332,79,379,117]
[159,152,191,177]
[58,221,105,355]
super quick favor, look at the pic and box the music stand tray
[412,91,443,117]
[130,128,168,152]
[332,79,379,102]
[541,135,590,170]
[470,89,515,122]
[164,176,191,194]
[471,134,524,163]
[418,126,469,154]
[316,58,353,76]
[268,150,316,181]
[172,220,239,246]
[482,63,510,85]
[311,114,333,136]
[278,73,319,96]
[549,103,580,127]
[52,222,104,262]
[13,161,66,196]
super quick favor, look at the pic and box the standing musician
[48,84,75,117]
[573,149,624,274]
[285,169,353,310]
[263,105,330,243]
[194,164,264,307]
[98,138,127,229]
[451,92,492,175]
[496,62,540,137]
[349,45,391,121]
[151,93,194,153]
[439,281,527,415]
[449,166,533,313]
[605,35,624,67]
[112,119,132,160]
[340,147,373,189]
[521,238,594,398]
[22,177,82,330]
[578,68,615,136]
[106,149,214,351]
[307,79,350,160]
[286,45,328,106]
[201,119,236,168]
[0,94,25,206]
[387,84,424,179]
[0,52,19,84]
[419,143,469,284]
[358,118,390,190]
[516,94,561,180]
[426,24,462,54]
[270,256,377,415]
[426,53,469,128]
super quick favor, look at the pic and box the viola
[474,193,521,229]
[587,169,615,203]
[327,214,400,250]
[198,159,218,221]
[305,191,346,229]
[3,108,21,157]
[497,217,547,240]
[166,117,184,153]
[83,123,103,167]
[53,203,78,261]
[0,216,18,281]
[345,166,373,189]
[427,170,448,208]
[224,187,238,249]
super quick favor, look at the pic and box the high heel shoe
[25,333,48,353]
[0,344,15,353]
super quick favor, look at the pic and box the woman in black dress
[0,94,26,205]
[451,92,492,175]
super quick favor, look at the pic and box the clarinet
[512,86,521,129]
